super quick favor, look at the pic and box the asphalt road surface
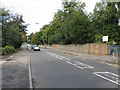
[29,49,119,88]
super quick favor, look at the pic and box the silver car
[33,46,40,51]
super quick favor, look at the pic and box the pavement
[0,55,11,62]
[1,51,30,88]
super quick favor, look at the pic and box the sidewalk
[2,51,30,88]
[0,55,15,62]
[0,55,9,61]
[50,48,119,68]
[0,49,22,62]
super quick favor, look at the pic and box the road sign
[102,36,108,42]
[118,19,120,26]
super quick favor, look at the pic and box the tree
[31,1,120,45]
[1,8,27,48]
[92,2,120,44]
[32,1,92,45]
[60,1,92,44]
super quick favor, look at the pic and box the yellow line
[100,61,120,68]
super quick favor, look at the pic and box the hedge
[2,45,15,55]
[0,48,2,55]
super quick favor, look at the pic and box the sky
[1,0,100,35]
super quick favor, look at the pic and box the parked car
[33,46,40,51]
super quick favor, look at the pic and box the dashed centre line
[46,51,94,69]
[74,61,94,69]
[66,61,94,69]
[66,61,84,69]
[46,52,69,61]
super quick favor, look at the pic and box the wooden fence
[87,44,109,55]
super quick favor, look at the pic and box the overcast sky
[1,0,100,35]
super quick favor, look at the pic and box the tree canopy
[0,8,27,48]
[29,1,120,45]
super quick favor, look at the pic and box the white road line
[0,61,6,64]
[59,56,70,60]
[46,52,63,60]
[66,60,94,69]
[93,71,119,77]
[93,72,120,85]
[0,53,16,64]
[7,54,16,60]
[66,61,84,69]
[45,51,94,70]
[105,72,119,77]
[54,56,63,61]
[0,55,15,64]
[45,51,70,61]
[65,58,70,60]
[75,61,94,69]
[8,55,14,59]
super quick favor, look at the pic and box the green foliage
[2,45,15,55]
[30,1,119,45]
[1,8,27,48]
[92,2,119,44]
[0,48,2,55]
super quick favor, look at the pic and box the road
[29,49,119,88]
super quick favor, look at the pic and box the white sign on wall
[102,36,108,42]
[118,19,120,26]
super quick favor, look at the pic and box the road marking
[66,61,84,69]
[46,52,63,60]
[0,61,6,64]
[8,55,14,59]
[93,71,120,85]
[45,51,70,61]
[0,54,16,64]
[46,51,94,70]
[74,61,94,69]
[66,61,94,69]
[54,55,63,61]
[58,55,70,60]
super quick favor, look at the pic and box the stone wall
[40,43,110,55]
[53,44,109,55]
[57,44,88,54]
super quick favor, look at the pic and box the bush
[0,48,2,55]
[2,45,15,55]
